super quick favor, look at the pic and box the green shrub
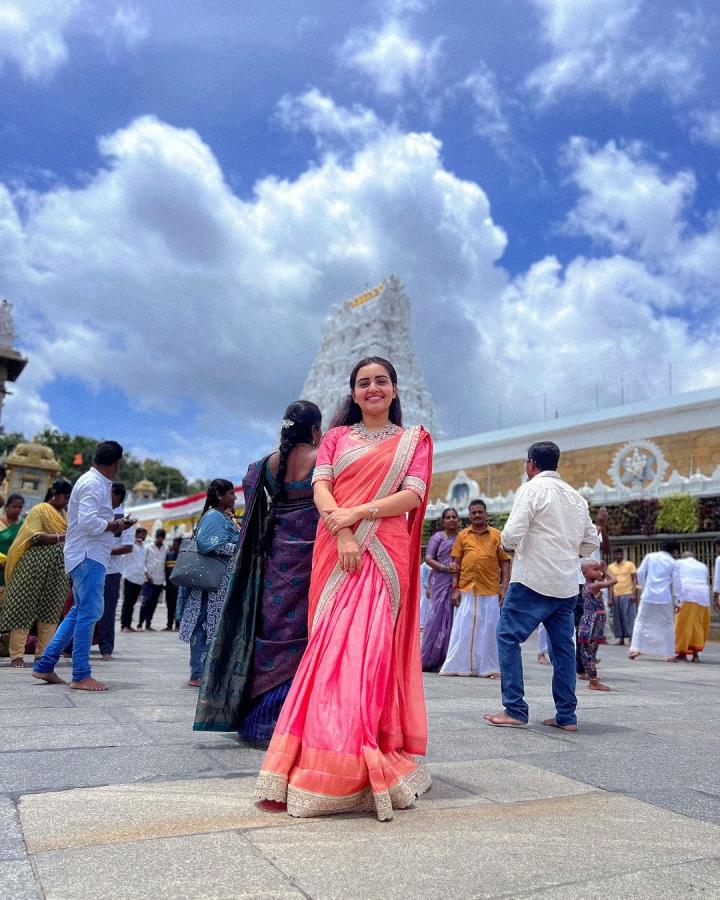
[656,494,698,534]
[605,499,659,537]
[489,511,509,530]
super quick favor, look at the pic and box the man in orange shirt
[440,499,511,677]
[608,548,638,646]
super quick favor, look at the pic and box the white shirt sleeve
[714,558,720,593]
[579,515,600,559]
[75,482,112,536]
[501,485,534,551]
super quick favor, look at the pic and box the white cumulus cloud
[526,0,704,106]
[2,111,719,474]
[341,17,441,96]
[275,89,384,147]
[0,0,148,80]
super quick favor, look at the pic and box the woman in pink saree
[255,357,433,820]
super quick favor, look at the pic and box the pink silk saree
[255,425,433,820]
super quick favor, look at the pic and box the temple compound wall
[428,387,720,516]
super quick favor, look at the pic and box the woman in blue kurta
[179,479,240,686]
[194,401,322,742]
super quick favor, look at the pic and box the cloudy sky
[2,0,719,479]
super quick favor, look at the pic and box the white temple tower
[302,276,438,433]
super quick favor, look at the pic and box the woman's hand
[337,531,362,573]
[447,561,459,574]
[324,507,360,535]
[451,588,462,608]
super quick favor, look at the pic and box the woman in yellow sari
[0,480,72,667]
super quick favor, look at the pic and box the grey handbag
[169,530,226,592]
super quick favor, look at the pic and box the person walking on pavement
[485,441,599,731]
[97,483,133,660]
[33,441,134,691]
[138,529,167,630]
[120,527,147,632]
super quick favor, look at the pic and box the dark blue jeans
[98,572,121,656]
[496,582,577,726]
[34,558,105,683]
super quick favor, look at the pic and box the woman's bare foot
[188,678,201,687]
[628,650,640,659]
[691,653,701,663]
[589,679,611,691]
[668,654,686,662]
[70,677,107,691]
[32,670,66,685]
[537,653,550,665]
[10,658,25,668]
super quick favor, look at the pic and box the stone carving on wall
[608,440,668,492]
[445,471,480,511]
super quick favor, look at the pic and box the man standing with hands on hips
[485,441,599,731]
[33,441,135,692]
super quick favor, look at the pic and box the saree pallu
[256,426,432,821]
[0,543,69,631]
[194,457,318,736]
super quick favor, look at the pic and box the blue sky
[1,0,719,480]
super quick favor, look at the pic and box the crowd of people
[1,355,719,821]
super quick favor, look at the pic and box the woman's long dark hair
[43,480,73,503]
[329,357,403,428]
[202,478,235,515]
[258,400,322,556]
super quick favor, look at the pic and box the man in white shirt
[33,441,132,691]
[671,551,709,663]
[138,529,167,630]
[96,483,134,660]
[629,540,679,661]
[484,441,598,732]
[713,539,720,613]
[120,527,148,632]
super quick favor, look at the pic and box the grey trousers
[613,594,637,639]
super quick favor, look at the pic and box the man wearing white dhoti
[440,499,511,678]
[629,541,679,661]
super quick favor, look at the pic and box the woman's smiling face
[352,362,396,418]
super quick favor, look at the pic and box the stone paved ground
[1,624,720,899]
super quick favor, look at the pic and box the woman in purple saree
[194,401,322,742]
[421,508,459,672]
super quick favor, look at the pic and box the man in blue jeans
[33,441,134,692]
[484,441,599,731]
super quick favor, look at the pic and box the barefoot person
[421,507,459,672]
[578,560,616,691]
[33,441,133,691]
[672,551,711,663]
[629,541,679,662]
[485,441,599,731]
[607,548,638,647]
[440,499,510,678]
[255,357,432,820]
[0,482,71,667]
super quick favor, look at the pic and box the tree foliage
[656,493,699,534]
[1,428,192,497]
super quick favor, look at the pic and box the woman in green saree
[0,493,25,593]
